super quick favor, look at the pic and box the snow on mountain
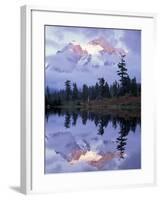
[46,37,124,71]
[45,37,125,89]
[89,36,126,55]
[46,43,81,73]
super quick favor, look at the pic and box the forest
[45,55,141,110]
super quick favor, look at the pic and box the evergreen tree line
[45,55,141,107]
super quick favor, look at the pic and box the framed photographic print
[21,5,156,194]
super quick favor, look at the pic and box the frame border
[21,5,157,194]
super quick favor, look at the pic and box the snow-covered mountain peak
[45,37,127,88]
[89,36,126,56]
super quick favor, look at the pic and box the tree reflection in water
[46,108,140,160]
[64,112,71,128]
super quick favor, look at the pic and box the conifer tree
[98,78,105,98]
[82,84,88,101]
[72,83,79,100]
[117,55,129,95]
[65,80,71,101]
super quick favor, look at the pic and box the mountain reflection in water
[45,108,141,173]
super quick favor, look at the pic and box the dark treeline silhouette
[46,108,141,134]
[45,55,141,107]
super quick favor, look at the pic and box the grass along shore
[46,96,141,118]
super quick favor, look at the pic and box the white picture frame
[21,5,156,194]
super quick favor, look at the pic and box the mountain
[45,37,126,89]
[89,37,126,55]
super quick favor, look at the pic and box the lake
[45,108,141,173]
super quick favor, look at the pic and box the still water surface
[45,109,141,173]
